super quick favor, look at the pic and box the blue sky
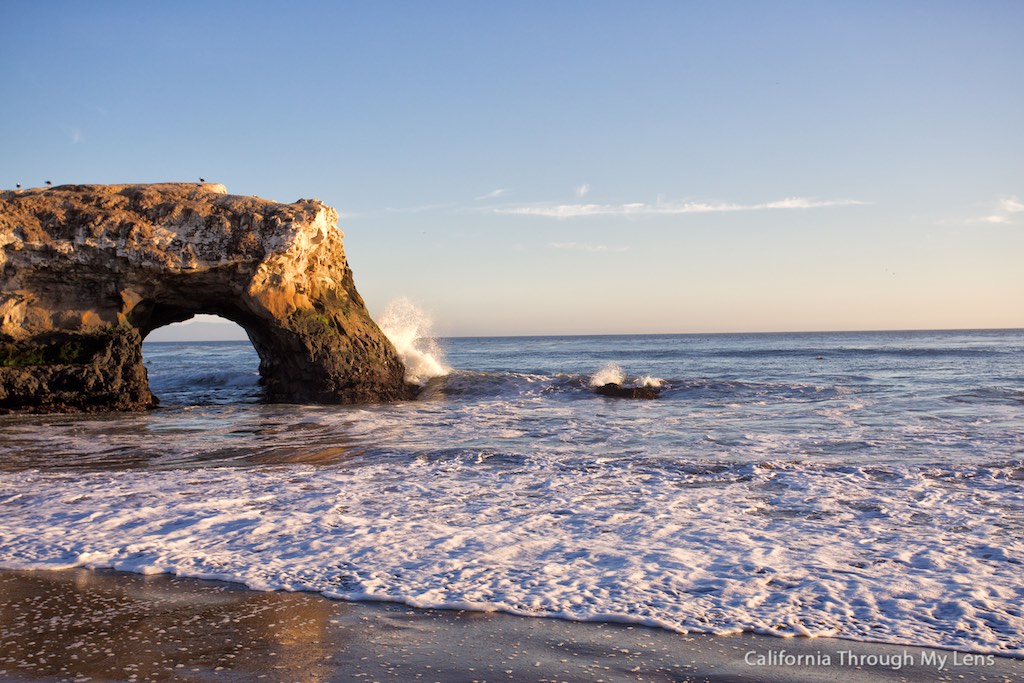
[4,1,1022,337]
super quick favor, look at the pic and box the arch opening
[142,315,264,406]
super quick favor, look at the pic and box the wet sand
[0,569,1020,682]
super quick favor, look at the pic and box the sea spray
[590,363,665,388]
[590,362,626,387]
[378,297,450,385]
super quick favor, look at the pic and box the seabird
[199,177,206,183]
[15,183,21,189]
[45,180,52,187]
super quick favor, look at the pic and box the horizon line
[144,325,1024,343]
[436,325,1024,339]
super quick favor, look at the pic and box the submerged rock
[595,383,660,399]
[0,183,414,413]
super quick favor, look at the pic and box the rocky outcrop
[595,383,660,399]
[0,183,414,413]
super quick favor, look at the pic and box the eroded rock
[0,183,414,413]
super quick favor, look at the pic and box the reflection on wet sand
[1,569,1021,683]
[0,569,338,681]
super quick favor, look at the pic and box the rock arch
[0,183,413,413]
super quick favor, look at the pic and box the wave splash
[378,297,450,385]
[590,362,626,386]
[590,362,665,389]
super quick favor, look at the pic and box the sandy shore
[0,569,1019,682]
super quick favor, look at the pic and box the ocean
[0,328,1021,657]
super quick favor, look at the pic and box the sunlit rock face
[0,183,413,412]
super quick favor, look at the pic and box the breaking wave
[378,297,450,385]
[590,362,665,389]
[589,362,626,386]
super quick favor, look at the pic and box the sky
[3,1,1022,338]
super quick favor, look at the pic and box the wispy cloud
[1004,198,1024,213]
[974,197,1024,224]
[362,192,867,222]
[498,196,866,218]
[476,188,511,201]
[380,188,513,214]
[549,241,630,253]
[971,196,1023,225]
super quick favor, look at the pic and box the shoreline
[1,568,1020,682]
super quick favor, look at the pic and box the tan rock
[0,183,413,412]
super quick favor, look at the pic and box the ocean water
[0,328,1022,657]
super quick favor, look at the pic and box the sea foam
[1,458,1020,656]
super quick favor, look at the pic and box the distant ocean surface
[1,329,1022,656]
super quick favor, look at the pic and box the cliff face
[0,183,414,412]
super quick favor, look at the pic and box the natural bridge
[0,183,413,413]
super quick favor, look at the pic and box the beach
[2,568,1021,683]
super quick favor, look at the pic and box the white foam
[1,459,1020,656]
[377,297,450,385]
[590,362,626,387]
[590,364,665,389]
